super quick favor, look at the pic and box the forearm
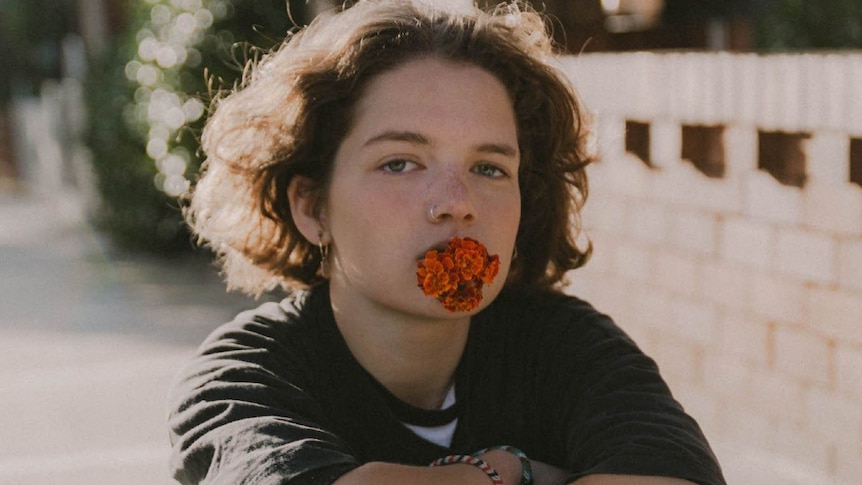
[527,461,699,485]
[333,450,523,485]
[530,459,570,485]
[570,475,697,485]
[332,461,503,485]
[331,455,698,485]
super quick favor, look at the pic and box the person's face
[306,57,521,319]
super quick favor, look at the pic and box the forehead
[346,57,518,143]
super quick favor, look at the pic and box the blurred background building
[1,1,861,484]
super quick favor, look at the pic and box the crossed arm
[334,452,697,485]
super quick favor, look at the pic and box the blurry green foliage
[86,33,184,252]
[0,0,74,107]
[755,0,862,50]
[84,0,311,254]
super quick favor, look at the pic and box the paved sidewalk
[0,192,260,485]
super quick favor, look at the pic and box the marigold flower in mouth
[416,237,500,312]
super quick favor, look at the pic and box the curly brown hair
[186,0,593,297]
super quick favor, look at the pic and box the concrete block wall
[560,52,862,485]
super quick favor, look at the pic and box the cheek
[327,185,414,241]
[355,189,414,222]
[484,193,520,265]
[496,191,521,233]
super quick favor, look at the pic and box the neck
[329,284,470,410]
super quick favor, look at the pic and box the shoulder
[167,285,361,483]
[469,288,647,385]
[168,286,335,418]
[198,287,324,352]
[480,289,635,347]
[172,286,335,397]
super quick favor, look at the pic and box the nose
[428,171,476,224]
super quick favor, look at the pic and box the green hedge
[755,0,862,50]
[84,0,311,253]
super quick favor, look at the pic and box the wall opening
[625,120,652,167]
[758,131,810,188]
[682,124,725,178]
[851,138,862,188]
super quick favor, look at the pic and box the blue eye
[472,163,507,178]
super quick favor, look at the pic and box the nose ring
[428,205,442,222]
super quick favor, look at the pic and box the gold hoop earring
[318,234,329,277]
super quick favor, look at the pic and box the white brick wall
[804,182,862,236]
[700,351,753,400]
[612,241,653,282]
[655,252,699,297]
[669,298,719,347]
[746,368,806,425]
[750,272,805,324]
[775,228,837,285]
[627,199,671,246]
[700,260,751,310]
[652,330,702,386]
[564,51,862,484]
[773,327,831,386]
[770,421,832,476]
[807,131,851,184]
[720,217,775,270]
[806,287,862,345]
[743,171,803,225]
[805,388,861,447]
[835,345,862,401]
[723,125,759,175]
[716,311,771,367]
[650,119,682,167]
[669,208,719,256]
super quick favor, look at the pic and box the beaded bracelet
[429,454,504,485]
[473,446,533,485]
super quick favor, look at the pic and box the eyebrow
[476,142,519,158]
[362,130,518,158]
[363,130,430,147]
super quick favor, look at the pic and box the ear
[288,176,327,244]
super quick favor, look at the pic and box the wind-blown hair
[186,0,593,297]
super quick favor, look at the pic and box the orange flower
[481,257,500,285]
[416,237,500,312]
[417,252,457,296]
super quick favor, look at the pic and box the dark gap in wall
[682,124,725,178]
[625,120,652,168]
[851,138,862,188]
[758,131,810,188]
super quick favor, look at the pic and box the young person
[168,1,726,484]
